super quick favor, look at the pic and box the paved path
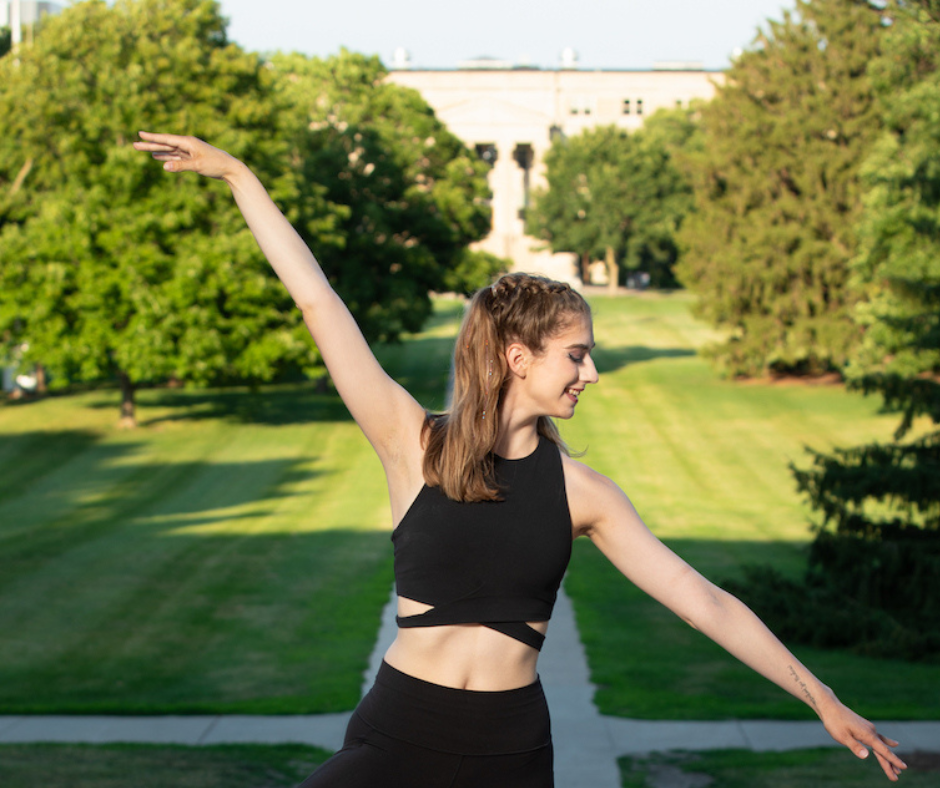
[2,585,937,787]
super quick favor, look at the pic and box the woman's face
[510,315,598,420]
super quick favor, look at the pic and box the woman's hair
[422,272,592,502]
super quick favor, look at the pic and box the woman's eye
[568,354,584,363]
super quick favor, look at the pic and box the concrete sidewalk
[1,586,936,787]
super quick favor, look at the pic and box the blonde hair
[422,272,592,502]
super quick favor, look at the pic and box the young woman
[134,132,907,786]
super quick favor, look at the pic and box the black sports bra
[392,435,573,650]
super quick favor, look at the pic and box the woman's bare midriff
[382,596,547,691]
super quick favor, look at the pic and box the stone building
[388,52,722,283]
[0,1,61,36]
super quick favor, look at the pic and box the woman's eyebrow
[566,342,595,350]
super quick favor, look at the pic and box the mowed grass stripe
[561,293,939,721]
[2,293,937,720]
[0,389,394,713]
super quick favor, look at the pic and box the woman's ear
[505,342,529,379]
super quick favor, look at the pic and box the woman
[134,132,907,786]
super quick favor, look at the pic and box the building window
[475,143,498,167]
[622,99,631,115]
[636,98,644,115]
[569,96,593,115]
[513,143,534,220]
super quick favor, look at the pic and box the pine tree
[677,0,887,377]
[790,0,940,652]
[728,2,940,661]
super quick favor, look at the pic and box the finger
[132,142,179,154]
[873,749,904,782]
[863,735,907,780]
[137,130,187,146]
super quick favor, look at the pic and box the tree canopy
[728,1,940,661]
[793,0,940,638]
[268,49,497,334]
[526,112,695,289]
[0,1,494,423]
[677,0,888,377]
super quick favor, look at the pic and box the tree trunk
[35,363,47,394]
[118,371,137,428]
[605,246,619,294]
[580,252,591,285]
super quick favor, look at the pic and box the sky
[215,0,798,72]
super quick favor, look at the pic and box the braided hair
[422,273,591,502]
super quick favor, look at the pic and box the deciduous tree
[0,0,326,424]
[526,113,694,290]
[269,50,497,338]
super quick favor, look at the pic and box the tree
[268,50,496,338]
[623,107,700,288]
[676,0,887,377]
[726,1,940,661]
[526,115,694,290]
[0,0,329,424]
[795,0,940,651]
[0,5,493,424]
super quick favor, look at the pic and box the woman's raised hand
[133,131,243,181]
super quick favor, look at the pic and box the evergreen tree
[677,0,887,377]
[791,0,940,653]
[728,1,940,661]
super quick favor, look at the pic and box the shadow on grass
[593,345,697,376]
[566,536,940,720]
[0,741,332,788]
[137,386,354,428]
[0,433,330,594]
[0,526,393,715]
[0,429,114,505]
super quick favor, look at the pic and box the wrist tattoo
[788,665,818,709]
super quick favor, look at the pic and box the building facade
[0,1,61,29]
[388,61,722,282]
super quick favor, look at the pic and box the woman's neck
[493,411,540,460]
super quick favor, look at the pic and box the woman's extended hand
[133,131,244,181]
[821,698,907,781]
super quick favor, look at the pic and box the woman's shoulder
[560,454,630,535]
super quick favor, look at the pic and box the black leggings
[297,662,554,788]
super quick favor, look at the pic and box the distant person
[134,131,907,786]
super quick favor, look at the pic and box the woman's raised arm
[133,132,426,466]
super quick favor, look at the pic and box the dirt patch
[900,751,940,772]
[736,372,843,387]
[645,762,713,788]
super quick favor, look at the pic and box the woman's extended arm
[133,132,425,467]
[564,459,908,782]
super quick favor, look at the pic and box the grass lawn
[562,292,940,720]
[619,748,940,788]
[1,292,937,720]
[0,743,329,788]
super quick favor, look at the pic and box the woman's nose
[582,356,599,384]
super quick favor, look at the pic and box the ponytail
[422,273,591,501]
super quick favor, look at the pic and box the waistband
[354,661,551,756]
